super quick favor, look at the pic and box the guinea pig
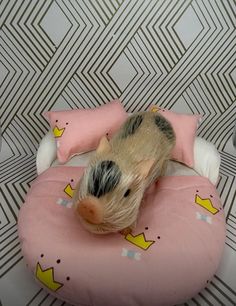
[72,110,175,234]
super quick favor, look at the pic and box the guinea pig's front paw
[119,227,133,236]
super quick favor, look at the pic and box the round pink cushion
[18,167,226,306]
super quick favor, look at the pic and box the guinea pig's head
[73,136,154,234]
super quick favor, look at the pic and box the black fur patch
[154,115,175,140]
[88,160,121,198]
[121,114,143,138]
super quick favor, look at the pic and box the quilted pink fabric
[18,167,225,306]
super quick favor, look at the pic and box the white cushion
[193,137,220,185]
[36,132,221,185]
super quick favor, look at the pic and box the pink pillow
[149,105,201,167]
[45,100,128,163]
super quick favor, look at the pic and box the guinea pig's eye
[124,189,131,197]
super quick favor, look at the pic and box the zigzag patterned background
[0,0,235,305]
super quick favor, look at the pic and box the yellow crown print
[125,233,155,250]
[64,183,75,198]
[195,194,219,215]
[36,262,63,291]
[151,106,159,113]
[53,126,65,138]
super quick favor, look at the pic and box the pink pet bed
[18,103,225,305]
[18,165,225,306]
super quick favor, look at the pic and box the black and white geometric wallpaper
[0,0,235,305]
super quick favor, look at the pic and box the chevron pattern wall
[0,0,236,305]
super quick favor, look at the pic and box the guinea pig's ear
[77,197,103,224]
[137,159,155,179]
[96,136,112,154]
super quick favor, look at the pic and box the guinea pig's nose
[77,196,103,224]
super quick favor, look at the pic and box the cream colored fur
[73,111,175,234]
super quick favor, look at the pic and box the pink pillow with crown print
[45,100,128,163]
[149,105,202,167]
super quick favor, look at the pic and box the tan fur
[73,111,175,234]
